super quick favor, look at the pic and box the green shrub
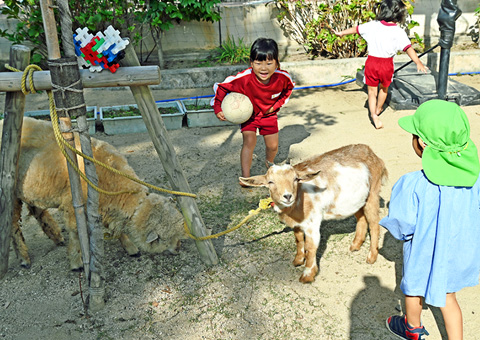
[215,36,250,64]
[274,0,422,59]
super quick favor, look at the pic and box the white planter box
[24,107,97,134]
[180,97,235,128]
[99,101,184,135]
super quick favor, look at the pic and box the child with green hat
[380,99,480,340]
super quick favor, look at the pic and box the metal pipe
[394,43,439,74]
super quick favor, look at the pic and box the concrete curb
[153,49,480,90]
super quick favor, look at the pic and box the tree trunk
[154,33,165,69]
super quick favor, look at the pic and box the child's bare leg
[241,130,257,177]
[376,84,389,115]
[440,293,463,340]
[405,295,423,327]
[263,133,279,167]
[367,85,383,129]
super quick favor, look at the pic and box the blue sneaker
[386,315,429,340]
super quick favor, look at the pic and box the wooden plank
[120,43,219,266]
[0,66,161,92]
[0,45,31,279]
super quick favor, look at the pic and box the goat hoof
[299,274,315,283]
[292,258,305,267]
[349,243,361,252]
[71,267,84,273]
[129,252,141,258]
[366,251,378,264]
[299,265,318,283]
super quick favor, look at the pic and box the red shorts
[241,113,278,135]
[364,55,394,88]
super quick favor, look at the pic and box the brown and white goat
[239,144,387,283]
[2,117,187,270]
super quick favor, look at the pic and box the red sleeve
[271,80,294,113]
[212,68,251,114]
[270,71,295,113]
[212,85,229,114]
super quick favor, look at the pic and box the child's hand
[334,30,343,37]
[266,107,274,114]
[417,63,429,74]
[215,111,226,121]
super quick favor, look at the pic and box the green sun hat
[398,99,480,187]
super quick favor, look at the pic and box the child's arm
[334,26,357,38]
[212,83,230,121]
[405,46,428,73]
[267,78,295,114]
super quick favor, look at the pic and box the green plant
[185,103,212,111]
[468,4,480,44]
[215,36,250,64]
[274,0,423,58]
[0,0,221,66]
[102,105,177,118]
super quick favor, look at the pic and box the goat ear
[239,175,268,187]
[146,231,159,244]
[277,157,291,166]
[298,170,322,182]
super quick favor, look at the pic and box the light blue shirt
[380,170,480,307]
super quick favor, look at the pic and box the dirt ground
[1,74,480,340]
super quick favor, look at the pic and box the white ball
[221,92,253,124]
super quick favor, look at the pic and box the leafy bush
[0,0,221,66]
[215,36,250,64]
[274,0,422,59]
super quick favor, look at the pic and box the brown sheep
[2,117,186,270]
[240,144,387,283]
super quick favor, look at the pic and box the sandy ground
[1,74,480,340]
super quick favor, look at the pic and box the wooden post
[0,45,30,279]
[0,66,161,92]
[57,0,105,311]
[120,43,218,265]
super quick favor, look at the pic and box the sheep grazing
[239,144,388,283]
[2,117,187,270]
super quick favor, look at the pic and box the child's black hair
[376,0,408,25]
[250,38,280,68]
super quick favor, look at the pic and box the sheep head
[130,193,186,255]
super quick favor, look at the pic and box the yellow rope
[7,63,271,241]
[184,197,273,240]
[5,64,197,198]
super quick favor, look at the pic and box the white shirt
[357,20,412,58]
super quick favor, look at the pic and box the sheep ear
[146,231,159,243]
[239,175,268,187]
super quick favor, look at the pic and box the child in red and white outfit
[212,38,295,183]
[335,0,428,129]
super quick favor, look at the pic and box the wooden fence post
[0,45,31,279]
[120,43,219,265]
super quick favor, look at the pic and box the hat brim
[398,115,418,135]
[422,138,480,187]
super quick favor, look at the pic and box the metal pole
[436,0,462,99]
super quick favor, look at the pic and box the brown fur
[240,144,388,283]
[2,117,186,270]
